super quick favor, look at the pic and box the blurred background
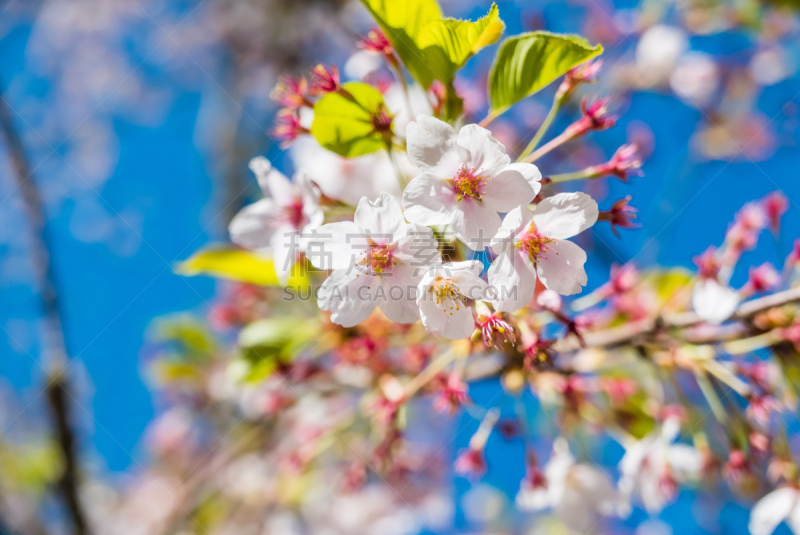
[1,0,800,533]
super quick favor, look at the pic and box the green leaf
[311,82,393,157]
[488,31,603,112]
[239,317,320,381]
[417,3,504,84]
[357,0,443,88]
[176,246,311,289]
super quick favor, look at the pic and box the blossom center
[452,165,486,201]
[515,224,554,264]
[429,277,464,315]
[363,244,394,275]
[282,199,306,229]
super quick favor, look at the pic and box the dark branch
[0,77,90,535]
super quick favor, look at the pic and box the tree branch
[0,77,90,535]
[554,285,800,352]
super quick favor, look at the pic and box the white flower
[402,115,540,250]
[517,438,626,532]
[636,25,688,79]
[487,193,598,311]
[229,156,323,282]
[669,52,719,106]
[290,137,405,205]
[417,261,488,340]
[749,486,800,535]
[618,417,703,514]
[305,192,439,327]
[692,278,740,324]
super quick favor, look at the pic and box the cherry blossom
[229,157,323,282]
[692,278,740,324]
[305,192,439,327]
[402,115,540,250]
[749,486,800,535]
[417,261,489,339]
[516,439,626,531]
[618,417,703,513]
[488,193,598,312]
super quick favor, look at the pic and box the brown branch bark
[0,78,90,535]
[554,285,800,352]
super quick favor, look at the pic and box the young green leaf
[417,3,504,84]
[176,246,311,289]
[488,31,603,113]
[357,0,443,88]
[310,82,393,157]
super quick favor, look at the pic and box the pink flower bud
[693,247,721,279]
[271,109,308,147]
[432,373,470,415]
[763,191,788,233]
[308,63,341,95]
[454,447,487,479]
[567,97,617,137]
[359,28,393,55]
[744,263,780,294]
[270,74,309,109]
[598,196,640,237]
[591,143,642,182]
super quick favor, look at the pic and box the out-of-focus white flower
[670,52,719,106]
[290,137,404,204]
[229,157,323,282]
[636,25,688,80]
[517,438,627,531]
[692,278,740,324]
[619,417,703,514]
[417,260,488,339]
[402,115,540,250]
[488,193,598,310]
[750,47,791,86]
[749,486,800,535]
[384,83,433,135]
[306,192,440,327]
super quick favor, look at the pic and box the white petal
[490,206,533,254]
[249,156,295,206]
[456,124,511,178]
[418,295,475,340]
[229,199,276,250]
[354,192,407,241]
[377,265,421,324]
[667,445,702,481]
[498,163,542,194]
[290,137,402,205]
[405,115,461,176]
[533,192,599,239]
[303,221,366,270]
[749,488,797,535]
[402,173,458,227]
[450,199,502,251]
[692,279,740,324]
[488,250,537,313]
[270,224,299,283]
[481,166,536,213]
[392,224,441,271]
[318,270,378,327]
[536,240,589,296]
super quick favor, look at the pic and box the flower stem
[521,129,573,163]
[404,349,456,397]
[478,109,502,128]
[517,95,562,162]
[548,168,596,183]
